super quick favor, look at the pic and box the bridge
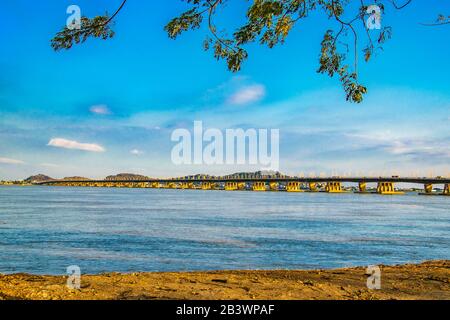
[36,176,450,195]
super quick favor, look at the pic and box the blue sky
[0,0,449,179]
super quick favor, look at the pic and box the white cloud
[227,84,266,105]
[130,149,144,155]
[386,139,450,158]
[90,105,111,115]
[345,132,450,160]
[0,157,25,165]
[47,138,105,152]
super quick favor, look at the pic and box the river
[0,186,448,274]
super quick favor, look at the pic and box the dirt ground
[0,260,448,300]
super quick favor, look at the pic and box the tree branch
[104,0,128,26]
[386,0,412,10]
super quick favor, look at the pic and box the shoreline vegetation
[1,260,448,300]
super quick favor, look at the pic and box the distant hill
[175,171,290,180]
[24,174,55,183]
[61,176,91,181]
[24,171,289,183]
[222,171,289,179]
[173,174,217,180]
[105,173,150,181]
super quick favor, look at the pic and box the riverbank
[0,260,448,300]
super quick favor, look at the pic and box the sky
[0,0,449,180]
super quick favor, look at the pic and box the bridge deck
[37,177,450,185]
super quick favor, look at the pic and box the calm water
[0,186,449,275]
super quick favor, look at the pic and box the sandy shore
[0,260,448,300]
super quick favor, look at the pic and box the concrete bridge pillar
[377,182,403,195]
[181,182,194,189]
[377,182,390,194]
[225,182,238,191]
[286,182,302,192]
[201,182,212,190]
[168,182,177,189]
[358,182,367,192]
[269,182,279,191]
[252,182,267,191]
[444,184,449,195]
[325,182,343,193]
[424,184,433,194]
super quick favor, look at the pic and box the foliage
[421,14,450,26]
[51,16,115,51]
[51,0,445,104]
[163,0,396,103]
